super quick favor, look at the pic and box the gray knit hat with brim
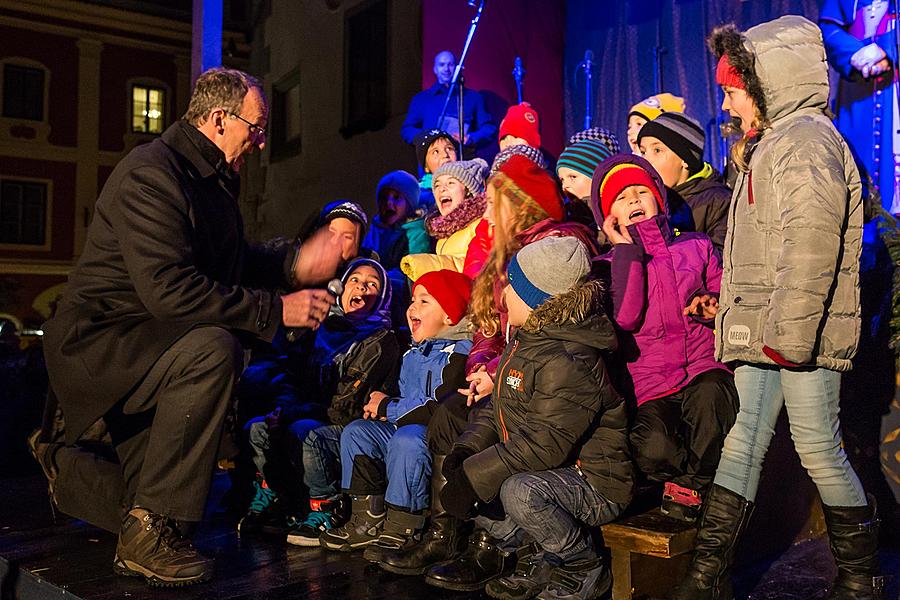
[507,236,590,309]
[433,158,489,197]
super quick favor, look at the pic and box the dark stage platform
[1,474,897,600]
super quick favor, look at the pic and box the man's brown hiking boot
[113,508,213,587]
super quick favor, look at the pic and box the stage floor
[1,474,897,600]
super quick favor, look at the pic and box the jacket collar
[428,81,452,95]
[627,213,674,251]
[162,121,238,185]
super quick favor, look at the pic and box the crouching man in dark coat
[42,68,341,587]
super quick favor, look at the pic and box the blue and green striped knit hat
[556,139,616,179]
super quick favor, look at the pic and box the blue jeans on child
[247,417,323,474]
[714,364,867,507]
[339,419,431,512]
[247,418,343,500]
[302,424,343,499]
[477,467,626,561]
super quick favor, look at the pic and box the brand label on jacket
[727,325,751,347]
[505,369,524,392]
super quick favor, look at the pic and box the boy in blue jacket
[320,269,473,557]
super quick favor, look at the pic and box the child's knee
[500,472,551,519]
[389,425,427,455]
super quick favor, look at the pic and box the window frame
[0,176,53,252]
[270,67,302,162]
[340,0,391,138]
[0,58,50,125]
[126,78,170,137]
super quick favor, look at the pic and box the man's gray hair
[183,67,264,126]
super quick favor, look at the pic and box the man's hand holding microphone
[281,227,343,331]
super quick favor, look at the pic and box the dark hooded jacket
[667,164,732,252]
[302,258,401,426]
[454,280,635,505]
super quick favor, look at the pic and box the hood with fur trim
[708,15,829,124]
[519,279,617,353]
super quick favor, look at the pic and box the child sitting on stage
[319,269,472,559]
[401,158,488,282]
[239,258,400,540]
[424,236,634,600]
[592,154,738,522]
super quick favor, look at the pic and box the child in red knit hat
[498,102,541,151]
[590,153,737,524]
[320,269,473,556]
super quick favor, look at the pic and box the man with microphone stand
[401,50,496,160]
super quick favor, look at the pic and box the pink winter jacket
[600,215,730,405]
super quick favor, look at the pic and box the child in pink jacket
[591,154,738,522]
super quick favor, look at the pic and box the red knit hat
[412,270,472,325]
[598,163,665,219]
[715,55,745,90]
[491,154,564,221]
[498,102,541,148]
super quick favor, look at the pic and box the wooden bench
[601,509,697,600]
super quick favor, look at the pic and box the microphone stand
[575,50,594,129]
[513,56,525,103]
[435,0,487,157]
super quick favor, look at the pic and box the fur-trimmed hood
[519,279,617,353]
[708,16,829,124]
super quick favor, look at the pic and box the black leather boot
[668,484,753,600]
[425,529,516,592]
[377,455,471,575]
[824,494,884,600]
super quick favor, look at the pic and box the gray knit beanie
[507,236,590,309]
[433,158,489,197]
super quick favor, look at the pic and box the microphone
[327,278,344,300]
[285,279,344,343]
[583,50,594,70]
[513,56,524,80]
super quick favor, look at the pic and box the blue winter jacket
[377,319,472,426]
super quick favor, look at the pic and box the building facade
[0,0,250,332]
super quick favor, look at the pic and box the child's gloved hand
[458,366,494,406]
[441,467,478,520]
[363,391,388,420]
[442,447,476,478]
[683,294,719,320]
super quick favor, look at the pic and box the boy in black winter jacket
[240,259,401,543]
[424,236,635,600]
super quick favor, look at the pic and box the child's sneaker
[237,477,288,536]
[485,543,554,600]
[660,482,702,523]
[286,497,345,547]
[319,494,385,551]
[536,556,611,600]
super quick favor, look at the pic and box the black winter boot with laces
[114,507,212,587]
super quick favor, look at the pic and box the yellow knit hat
[627,93,686,122]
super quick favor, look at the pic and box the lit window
[132,85,165,134]
[0,179,47,246]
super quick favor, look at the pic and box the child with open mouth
[401,158,488,282]
[591,154,738,528]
